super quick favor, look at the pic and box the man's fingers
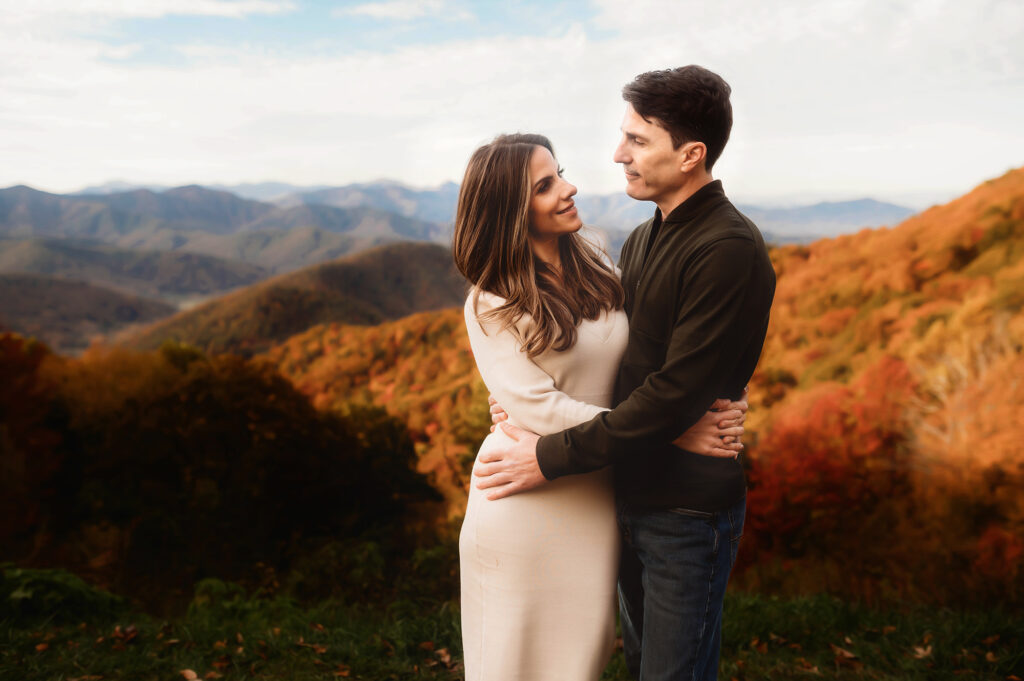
[477,449,504,464]
[499,422,525,441]
[476,471,514,489]
[473,461,505,478]
[486,482,520,501]
[709,446,741,459]
[710,398,730,410]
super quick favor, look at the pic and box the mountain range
[64,179,915,241]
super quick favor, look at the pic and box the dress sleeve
[464,290,608,437]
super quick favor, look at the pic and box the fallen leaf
[213,640,227,649]
[419,641,435,651]
[334,664,351,677]
[181,671,199,680]
[883,626,896,635]
[204,673,223,680]
[830,644,858,659]
[311,623,325,632]
[236,632,245,643]
[985,651,998,663]
[982,635,1000,647]
[913,645,933,659]
[35,643,49,652]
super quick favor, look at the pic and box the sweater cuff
[536,433,571,480]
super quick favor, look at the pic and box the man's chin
[624,184,648,201]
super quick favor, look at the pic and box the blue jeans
[617,496,746,681]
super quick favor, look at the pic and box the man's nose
[613,139,629,164]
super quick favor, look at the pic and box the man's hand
[474,422,546,500]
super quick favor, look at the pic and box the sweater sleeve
[536,237,762,478]
[464,290,608,437]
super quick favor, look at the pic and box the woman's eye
[557,167,565,177]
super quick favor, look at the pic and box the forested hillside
[121,242,466,355]
[0,274,176,354]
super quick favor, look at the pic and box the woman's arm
[464,291,608,437]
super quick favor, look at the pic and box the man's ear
[678,141,707,173]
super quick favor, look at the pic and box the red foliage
[745,357,916,555]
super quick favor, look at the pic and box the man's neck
[655,171,714,219]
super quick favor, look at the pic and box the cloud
[334,0,465,21]
[9,0,297,20]
[0,0,1021,203]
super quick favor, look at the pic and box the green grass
[2,571,1022,680]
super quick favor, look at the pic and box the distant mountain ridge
[120,241,466,356]
[63,180,916,241]
[0,237,268,301]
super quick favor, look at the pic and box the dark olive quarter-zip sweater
[535,180,776,511]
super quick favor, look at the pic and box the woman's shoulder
[464,287,507,317]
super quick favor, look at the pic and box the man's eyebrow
[621,129,645,141]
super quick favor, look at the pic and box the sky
[2,0,1022,207]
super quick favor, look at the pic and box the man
[473,65,776,680]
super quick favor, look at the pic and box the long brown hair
[452,133,624,357]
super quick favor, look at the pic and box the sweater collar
[655,180,725,226]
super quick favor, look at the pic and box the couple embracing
[452,65,776,681]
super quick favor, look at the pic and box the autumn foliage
[4,167,1024,612]
[0,335,440,611]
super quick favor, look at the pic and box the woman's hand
[672,389,748,459]
[488,394,508,432]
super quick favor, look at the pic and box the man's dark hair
[622,65,733,172]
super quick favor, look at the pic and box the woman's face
[527,146,582,241]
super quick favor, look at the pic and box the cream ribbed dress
[459,289,629,681]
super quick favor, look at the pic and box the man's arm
[536,236,767,479]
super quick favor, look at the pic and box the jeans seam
[692,523,719,681]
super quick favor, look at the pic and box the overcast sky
[2,0,1022,206]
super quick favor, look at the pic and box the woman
[452,134,745,680]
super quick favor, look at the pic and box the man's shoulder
[702,199,768,249]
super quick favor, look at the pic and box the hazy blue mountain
[207,181,334,202]
[737,199,916,239]
[72,180,170,195]
[0,237,268,302]
[281,180,915,242]
[0,185,447,272]
[115,226,396,274]
[278,180,461,225]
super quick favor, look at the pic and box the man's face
[612,103,686,207]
